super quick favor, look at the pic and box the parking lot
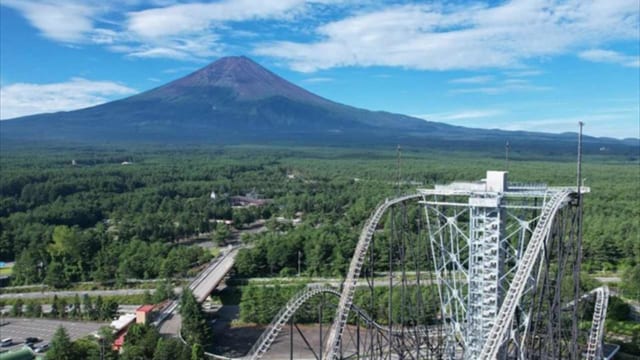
[0,317,107,353]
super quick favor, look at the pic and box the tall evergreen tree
[71,294,82,318]
[11,299,23,317]
[82,293,94,319]
[50,295,60,318]
[94,296,104,321]
[179,288,210,346]
[48,326,75,360]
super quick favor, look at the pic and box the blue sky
[1,0,638,139]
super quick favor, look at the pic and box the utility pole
[505,141,511,172]
[577,122,583,191]
[396,144,402,195]
[572,121,584,358]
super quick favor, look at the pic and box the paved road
[0,317,107,353]
[191,248,240,303]
[157,244,245,337]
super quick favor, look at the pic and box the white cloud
[416,108,639,138]
[415,109,505,122]
[128,47,192,60]
[450,82,551,95]
[126,0,307,39]
[579,49,640,67]
[162,66,198,74]
[2,0,312,61]
[2,0,96,42]
[254,0,640,72]
[449,75,494,84]
[504,69,543,77]
[501,114,640,139]
[303,77,334,83]
[0,78,136,120]
[4,0,638,67]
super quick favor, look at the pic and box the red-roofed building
[113,332,126,351]
[136,304,154,325]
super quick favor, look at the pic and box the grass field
[0,264,13,276]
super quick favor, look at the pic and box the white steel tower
[420,170,580,359]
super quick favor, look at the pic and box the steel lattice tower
[421,171,574,359]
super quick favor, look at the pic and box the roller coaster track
[245,285,391,360]
[246,285,341,360]
[479,189,574,359]
[585,286,609,360]
[324,193,423,360]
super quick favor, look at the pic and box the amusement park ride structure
[229,170,605,360]
[208,126,611,360]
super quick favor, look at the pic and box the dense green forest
[0,144,638,298]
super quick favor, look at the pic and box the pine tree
[11,299,23,317]
[48,326,75,359]
[44,260,69,288]
[59,298,68,318]
[71,294,82,318]
[94,296,104,321]
[82,293,94,319]
[33,303,42,318]
[24,300,35,317]
[179,288,210,346]
[50,295,60,318]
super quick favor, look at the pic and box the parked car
[0,338,13,347]
[34,343,49,353]
[25,337,40,344]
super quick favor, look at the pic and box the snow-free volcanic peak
[157,55,325,103]
[1,55,633,154]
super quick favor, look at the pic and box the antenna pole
[505,141,510,172]
[572,121,585,356]
[577,122,583,191]
[397,145,402,195]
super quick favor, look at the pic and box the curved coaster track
[208,172,607,360]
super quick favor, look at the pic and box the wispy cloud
[579,49,640,68]
[3,0,639,69]
[1,0,318,62]
[504,69,543,77]
[415,109,505,122]
[501,107,640,139]
[125,0,307,38]
[417,107,638,139]
[162,66,198,74]
[255,0,639,72]
[0,78,136,120]
[302,77,334,83]
[450,76,551,95]
[2,0,96,42]
[449,75,493,84]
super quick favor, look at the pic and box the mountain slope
[1,56,447,141]
[0,56,636,154]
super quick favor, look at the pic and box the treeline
[10,225,210,287]
[238,284,440,326]
[8,293,118,321]
[1,146,638,292]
